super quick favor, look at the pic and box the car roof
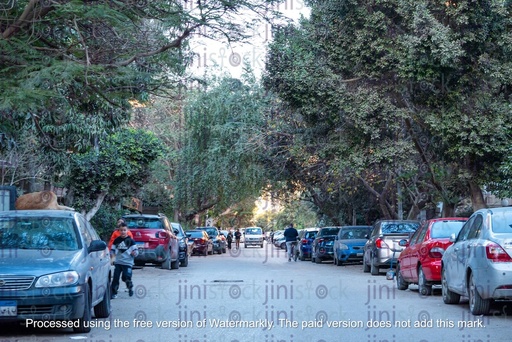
[123,214,163,219]
[3,210,78,218]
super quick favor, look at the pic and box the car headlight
[179,241,186,248]
[35,271,79,288]
[339,244,349,250]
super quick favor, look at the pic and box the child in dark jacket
[110,223,138,298]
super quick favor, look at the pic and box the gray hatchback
[442,207,512,315]
[0,210,111,333]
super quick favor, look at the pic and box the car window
[430,221,466,239]
[125,218,163,229]
[380,222,418,234]
[456,216,474,242]
[305,231,318,239]
[246,228,262,234]
[339,228,367,239]
[321,228,340,235]
[408,224,425,246]
[491,210,512,233]
[467,215,483,240]
[188,231,206,238]
[78,215,93,248]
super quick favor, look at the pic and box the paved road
[3,241,512,341]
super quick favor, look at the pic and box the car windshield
[339,228,371,239]
[0,217,79,251]
[320,228,340,236]
[245,228,262,235]
[380,222,418,234]
[491,210,512,233]
[125,217,163,229]
[430,221,465,238]
[187,231,205,238]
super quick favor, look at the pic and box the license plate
[0,300,17,317]
[357,253,363,257]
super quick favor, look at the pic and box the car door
[162,218,178,260]
[77,215,109,304]
[444,216,478,294]
[400,223,426,281]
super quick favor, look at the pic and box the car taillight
[302,239,308,244]
[429,247,445,258]
[375,238,389,249]
[486,243,512,262]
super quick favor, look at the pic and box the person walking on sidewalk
[284,223,299,262]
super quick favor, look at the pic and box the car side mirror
[173,229,179,234]
[449,233,456,242]
[88,240,107,253]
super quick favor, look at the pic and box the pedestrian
[110,222,138,298]
[227,230,233,249]
[108,218,133,250]
[283,223,299,262]
[234,228,242,249]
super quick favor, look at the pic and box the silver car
[441,207,512,315]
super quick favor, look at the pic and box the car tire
[299,252,305,261]
[180,255,189,267]
[396,264,409,290]
[370,257,379,276]
[203,248,208,256]
[418,265,432,296]
[94,278,112,318]
[315,253,322,264]
[442,267,460,304]
[74,283,92,333]
[363,258,370,273]
[244,244,247,248]
[161,249,172,269]
[336,257,343,266]
[171,256,180,269]
[469,273,491,315]
[222,248,227,253]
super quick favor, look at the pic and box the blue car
[295,228,319,261]
[333,225,372,266]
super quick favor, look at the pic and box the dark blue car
[295,228,319,261]
[333,225,372,266]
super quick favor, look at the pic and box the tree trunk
[468,180,486,211]
[442,202,455,217]
[84,191,107,221]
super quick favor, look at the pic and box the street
[3,241,512,342]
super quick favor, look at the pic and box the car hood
[0,249,84,275]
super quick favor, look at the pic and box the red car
[186,229,213,256]
[396,217,467,295]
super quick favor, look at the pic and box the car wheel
[469,273,491,315]
[363,257,370,273]
[222,248,227,253]
[442,267,460,304]
[336,257,343,266]
[299,251,305,261]
[396,264,409,291]
[73,283,92,333]
[203,248,208,256]
[171,256,180,269]
[418,265,432,296]
[180,255,189,267]
[244,244,247,248]
[370,257,379,276]
[161,249,172,269]
[315,253,322,264]
[94,277,112,318]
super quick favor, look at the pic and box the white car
[244,227,264,248]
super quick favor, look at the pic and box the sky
[189,0,310,78]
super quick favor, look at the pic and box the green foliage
[67,128,164,210]
[174,74,269,220]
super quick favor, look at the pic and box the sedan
[396,217,467,295]
[186,230,213,256]
[195,226,226,254]
[442,207,512,315]
[333,225,372,266]
[311,227,341,263]
[0,210,111,333]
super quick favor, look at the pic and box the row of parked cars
[274,207,512,316]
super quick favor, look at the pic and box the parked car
[311,227,341,263]
[123,214,180,269]
[196,226,226,254]
[295,228,319,261]
[363,220,420,275]
[333,225,372,266]
[244,227,264,248]
[186,229,213,256]
[273,234,286,249]
[396,217,467,295]
[441,207,512,315]
[171,222,192,267]
[0,210,111,333]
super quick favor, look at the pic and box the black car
[311,226,341,264]
[172,222,191,267]
[0,210,111,333]
[195,227,226,254]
